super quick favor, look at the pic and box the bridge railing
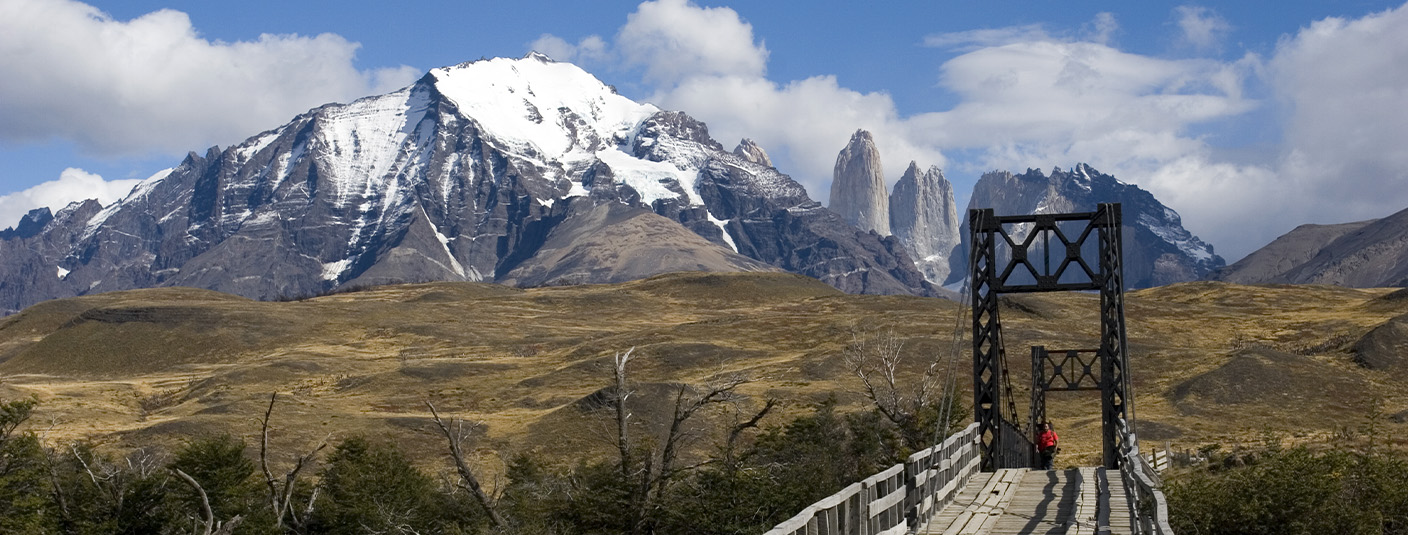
[763,422,981,535]
[1117,418,1174,535]
[998,420,1035,469]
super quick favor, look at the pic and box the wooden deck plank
[1103,469,1135,535]
[920,469,1028,535]
[923,469,1087,535]
[920,473,989,535]
[987,469,1076,535]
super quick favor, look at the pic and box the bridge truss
[969,203,1132,470]
[765,203,1173,535]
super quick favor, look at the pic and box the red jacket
[1037,430,1058,451]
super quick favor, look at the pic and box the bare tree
[842,329,946,449]
[655,373,749,497]
[722,398,777,468]
[425,400,505,527]
[67,444,166,514]
[604,348,770,535]
[173,468,243,535]
[258,392,328,530]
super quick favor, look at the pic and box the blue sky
[1,0,1406,260]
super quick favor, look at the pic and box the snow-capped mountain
[0,54,935,315]
[951,164,1224,288]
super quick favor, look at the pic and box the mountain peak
[522,51,555,63]
[428,56,659,162]
[890,161,960,284]
[733,138,773,167]
[961,165,1224,287]
[830,129,889,235]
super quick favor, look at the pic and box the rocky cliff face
[1210,206,1408,287]
[890,162,961,284]
[953,164,1224,288]
[829,130,890,235]
[0,54,936,315]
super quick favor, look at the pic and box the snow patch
[317,86,433,207]
[234,129,281,162]
[245,210,281,227]
[707,213,737,253]
[1139,212,1212,261]
[321,259,352,281]
[56,266,69,279]
[272,142,306,191]
[595,147,701,206]
[423,209,472,280]
[566,181,590,198]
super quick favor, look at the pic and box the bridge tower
[969,203,1132,470]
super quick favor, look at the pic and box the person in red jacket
[1036,422,1059,470]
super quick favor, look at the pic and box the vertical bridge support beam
[969,208,1008,470]
[1097,204,1132,469]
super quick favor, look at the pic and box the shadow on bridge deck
[920,468,1132,535]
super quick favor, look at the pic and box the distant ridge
[1209,205,1408,287]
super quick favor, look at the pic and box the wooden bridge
[764,205,1174,535]
[762,420,1169,535]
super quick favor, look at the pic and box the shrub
[0,398,54,533]
[1166,444,1408,535]
[309,436,477,534]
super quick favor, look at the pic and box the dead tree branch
[173,468,243,535]
[259,392,328,530]
[657,373,749,494]
[843,329,946,449]
[425,401,504,527]
[727,398,777,454]
[612,347,635,482]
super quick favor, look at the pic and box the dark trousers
[1039,448,1055,470]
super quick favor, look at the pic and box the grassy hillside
[1,272,1405,478]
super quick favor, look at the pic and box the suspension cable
[934,273,972,446]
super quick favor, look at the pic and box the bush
[169,434,275,532]
[309,436,479,534]
[0,398,54,533]
[1166,444,1408,535]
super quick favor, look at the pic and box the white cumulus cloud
[535,7,1264,250]
[616,0,768,84]
[657,74,944,191]
[0,0,421,156]
[0,168,143,229]
[612,0,941,198]
[528,33,608,64]
[923,24,1051,50]
[1174,5,1232,51]
[1267,2,1408,225]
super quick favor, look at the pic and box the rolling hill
[2,272,1406,477]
